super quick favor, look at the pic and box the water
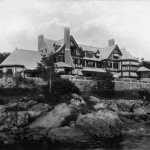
[1,127,150,150]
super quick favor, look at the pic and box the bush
[42,78,80,104]
[92,72,115,98]
[114,90,139,100]
[138,89,150,105]
[14,74,36,87]
[0,87,37,96]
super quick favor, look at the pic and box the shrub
[92,71,115,98]
[138,89,150,105]
[14,74,36,87]
[0,87,37,96]
[114,90,139,100]
[42,78,80,104]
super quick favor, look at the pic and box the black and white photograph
[0,0,150,150]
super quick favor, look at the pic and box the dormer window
[86,52,93,58]
[53,43,60,51]
[95,50,100,58]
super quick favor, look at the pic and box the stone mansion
[0,27,140,85]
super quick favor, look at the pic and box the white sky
[0,0,150,60]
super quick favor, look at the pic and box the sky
[0,0,150,60]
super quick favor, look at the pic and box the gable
[107,45,122,59]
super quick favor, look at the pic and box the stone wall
[72,79,150,91]
[114,81,150,91]
[72,80,95,91]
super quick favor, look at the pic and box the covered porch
[82,67,106,78]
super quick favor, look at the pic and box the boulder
[16,111,29,127]
[116,100,133,112]
[71,94,83,101]
[133,107,148,121]
[28,103,50,119]
[4,101,37,111]
[0,132,17,144]
[0,111,30,131]
[29,103,71,129]
[17,100,37,110]
[48,126,92,144]
[76,110,122,139]
[134,107,147,115]
[93,102,107,111]
[0,105,4,111]
[89,96,101,104]
[109,104,118,112]
[25,128,48,141]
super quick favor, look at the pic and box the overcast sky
[0,0,150,60]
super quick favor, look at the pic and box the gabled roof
[0,49,42,70]
[79,44,117,60]
[43,36,135,61]
[45,39,56,52]
[138,66,150,72]
[120,48,136,60]
[139,61,150,69]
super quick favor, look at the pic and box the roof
[43,36,136,62]
[0,49,42,70]
[55,62,73,68]
[138,66,150,72]
[45,36,117,60]
[79,44,116,60]
[139,61,150,69]
[82,67,106,73]
[120,48,136,60]
[45,39,56,52]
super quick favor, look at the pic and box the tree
[0,52,10,64]
[92,71,115,97]
[36,52,56,93]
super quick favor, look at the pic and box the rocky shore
[0,94,150,145]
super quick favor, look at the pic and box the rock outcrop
[76,110,123,139]
[0,95,150,145]
[48,126,92,144]
[29,103,71,129]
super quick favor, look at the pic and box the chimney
[38,35,43,52]
[108,39,115,46]
[64,27,70,49]
[64,27,74,67]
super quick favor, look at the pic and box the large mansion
[0,27,140,84]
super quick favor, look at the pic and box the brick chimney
[64,27,74,67]
[38,35,43,52]
[108,39,115,46]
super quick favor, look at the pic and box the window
[71,49,76,56]
[6,69,13,76]
[58,56,64,62]
[87,61,95,67]
[77,59,81,65]
[97,62,102,68]
[107,62,112,68]
[113,63,118,69]
[86,52,93,58]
